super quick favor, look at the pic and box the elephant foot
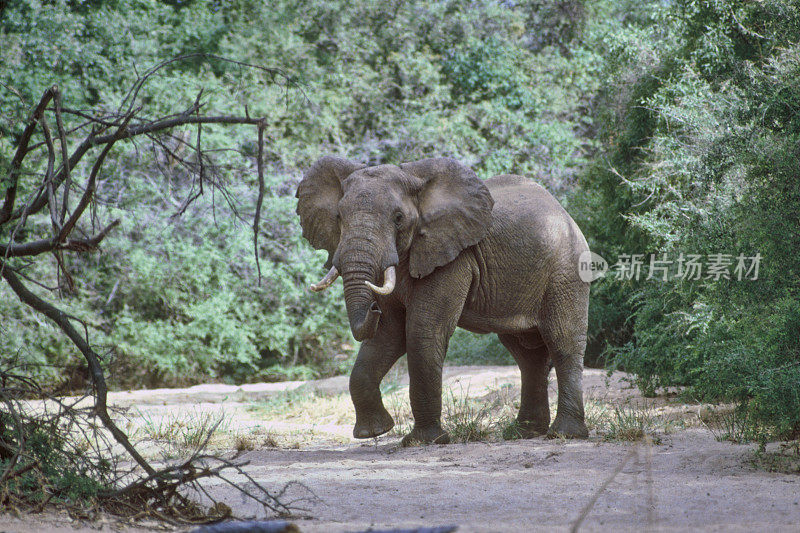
[400,425,450,447]
[517,419,550,438]
[353,408,394,439]
[547,415,589,439]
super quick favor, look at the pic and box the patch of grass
[602,403,660,443]
[579,395,688,443]
[245,375,691,447]
[249,387,320,416]
[261,432,279,448]
[443,386,494,443]
[387,381,525,443]
[248,388,354,426]
[246,426,281,448]
[385,392,414,438]
[490,384,526,441]
[234,433,257,452]
[753,441,800,474]
[499,417,525,441]
[135,408,230,455]
[706,407,764,444]
[584,398,611,431]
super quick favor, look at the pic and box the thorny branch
[0,56,289,522]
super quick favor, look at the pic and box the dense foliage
[2,0,798,439]
[1,0,598,385]
[576,0,800,439]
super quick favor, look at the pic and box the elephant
[296,156,590,445]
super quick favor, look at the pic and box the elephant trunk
[340,255,382,342]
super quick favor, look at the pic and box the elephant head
[296,156,494,341]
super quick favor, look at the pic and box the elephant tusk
[365,266,396,295]
[310,266,339,292]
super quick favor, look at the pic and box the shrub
[2,0,606,388]
[575,0,800,440]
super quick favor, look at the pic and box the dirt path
[222,429,798,532]
[3,366,799,532]
[191,367,800,532]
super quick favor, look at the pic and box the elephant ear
[296,156,364,265]
[401,158,494,278]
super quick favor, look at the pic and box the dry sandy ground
[2,366,799,532]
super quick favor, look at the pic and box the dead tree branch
[0,263,156,476]
[0,87,56,224]
[254,121,267,284]
[0,55,297,522]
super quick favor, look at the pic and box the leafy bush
[2,0,604,387]
[8,0,797,445]
[575,0,800,440]
[0,412,109,506]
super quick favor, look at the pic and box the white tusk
[310,266,339,292]
[365,266,396,295]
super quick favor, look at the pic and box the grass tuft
[234,433,257,452]
[499,417,525,441]
[443,386,494,443]
[753,440,800,474]
[602,403,661,443]
[134,408,229,455]
[713,408,762,444]
[584,398,611,431]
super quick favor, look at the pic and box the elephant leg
[540,284,589,439]
[497,332,551,437]
[402,266,470,446]
[402,331,451,446]
[350,301,406,439]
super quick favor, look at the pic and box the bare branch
[54,91,72,225]
[7,114,264,224]
[0,263,157,476]
[0,57,296,522]
[39,113,60,231]
[254,122,267,285]
[61,219,121,252]
[196,99,204,197]
[0,238,54,257]
[9,136,95,222]
[57,114,132,243]
[0,87,56,224]
[0,219,120,258]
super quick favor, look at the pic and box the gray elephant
[296,157,589,445]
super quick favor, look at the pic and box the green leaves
[579,0,800,439]
[11,0,796,436]
[0,0,617,387]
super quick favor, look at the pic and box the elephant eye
[393,211,404,227]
